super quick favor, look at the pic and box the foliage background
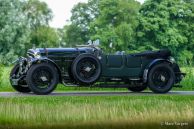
[62,0,194,65]
[0,0,193,65]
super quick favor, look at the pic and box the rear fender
[172,63,186,83]
[143,59,172,83]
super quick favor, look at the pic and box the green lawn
[0,96,193,129]
[0,67,194,129]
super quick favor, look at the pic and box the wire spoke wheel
[152,68,170,89]
[148,63,175,93]
[72,54,101,85]
[77,59,98,80]
[32,68,53,89]
[26,63,59,95]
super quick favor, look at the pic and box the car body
[10,44,185,94]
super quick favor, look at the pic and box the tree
[136,0,194,64]
[30,26,60,48]
[71,0,99,31]
[23,0,57,48]
[63,0,100,46]
[0,0,31,64]
[61,25,86,47]
[64,0,140,51]
[23,0,53,29]
[0,0,55,64]
[90,0,141,52]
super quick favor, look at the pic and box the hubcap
[76,58,98,80]
[84,67,92,72]
[40,76,48,82]
[160,75,166,82]
[152,67,170,88]
[32,68,53,89]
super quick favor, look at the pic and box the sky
[40,0,145,28]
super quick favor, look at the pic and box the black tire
[26,63,59,95]
[148,63,175,93]
[128,85,147,92]
[10,64,31,93]
[71,54,101,85]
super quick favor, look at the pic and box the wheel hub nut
[160,75,166,82]
[40,76,48,82]
[84,67,92,72]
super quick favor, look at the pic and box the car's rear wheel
[71,54,101,85]
[128,85,147,92]
[148,63,175,93]
[10,64,31,93]
[26,63,59,95]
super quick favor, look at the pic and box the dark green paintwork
[100,55,153,78]
[27,48,177,82]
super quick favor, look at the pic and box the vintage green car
[10,43,185,95]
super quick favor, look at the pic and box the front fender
[30,57,54,65]
[143,59,172,83]
[29,57,62,82]
[32,57,61,71]
[13,56,62,85]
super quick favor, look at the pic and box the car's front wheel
[10,64,31,93]
[26,63,59,95]
[148,63,175,93]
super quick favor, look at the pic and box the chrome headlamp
[34,51,41,59]
[27,49,41,59]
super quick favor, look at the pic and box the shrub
[0,64,4,86]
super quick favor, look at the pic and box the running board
[94,84,129,88]
[62,81,79,87]
[62,82,129,88]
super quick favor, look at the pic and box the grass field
[0,96,194,129]
[0,67,194,129]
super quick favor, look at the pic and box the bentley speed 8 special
[10,43,185,95]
